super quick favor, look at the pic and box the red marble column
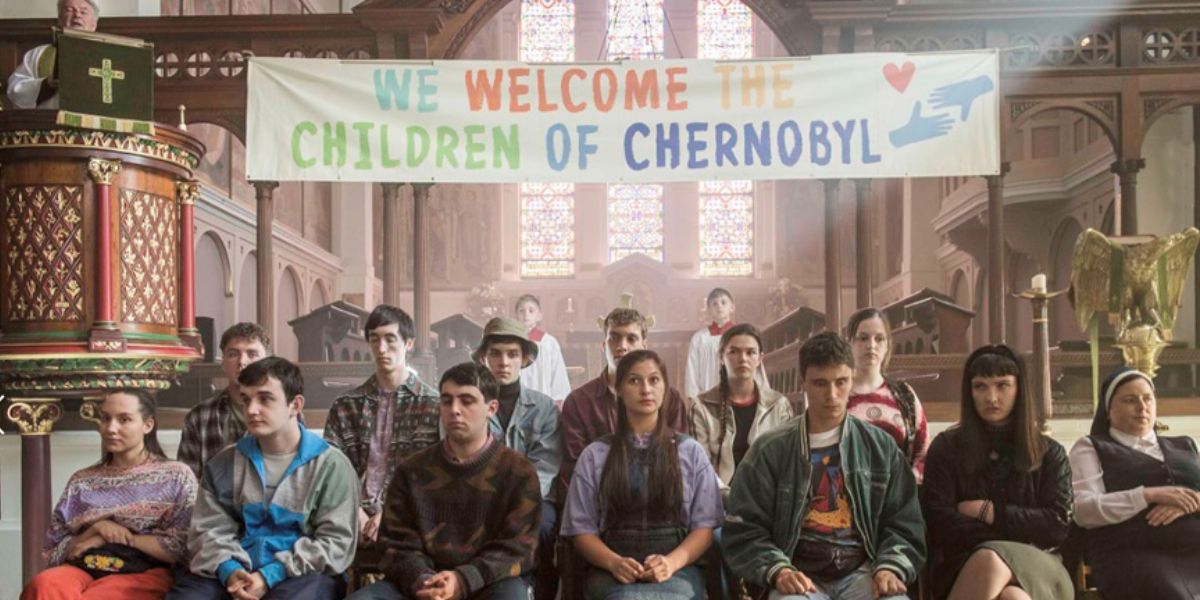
[87,158,125,352]
[6,399,63,583]
[177,180,201,351]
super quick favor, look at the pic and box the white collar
[1109,426,1158,450]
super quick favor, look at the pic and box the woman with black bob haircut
[1068,366,1200,598]
[921,345,1073,600]
[561,349,724,600]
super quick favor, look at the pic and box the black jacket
[921,427,1072,599]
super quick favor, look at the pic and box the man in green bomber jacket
[725,332,925,600]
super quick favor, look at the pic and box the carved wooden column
[412,183,433,356]
[824,180,843,331]
[177,180,201,351]
[854,179,872,309]
[382,183,403,306]
[88,158,126,352]
[253,181,278,339]
[1111,158,1145,235]
[7,399,63,582]
[986,166,1009,344]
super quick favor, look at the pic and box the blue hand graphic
[889,102,953,148]
[929,75,995,121]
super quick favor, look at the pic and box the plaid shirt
[177,389,246,479]
[323,372,440,514]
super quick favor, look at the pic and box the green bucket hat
[473,317,539,367]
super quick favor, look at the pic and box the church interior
[2,0,1200,596]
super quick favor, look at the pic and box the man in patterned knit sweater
[348,362,542,600]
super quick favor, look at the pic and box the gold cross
[87,58,126,104]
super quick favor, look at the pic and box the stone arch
[238,251,258,324]
[1139,102,1198,347]
[310,278,331,312]
[1142,95,1200,140]
[276,266,304,361]
[1006,100,1119,154]
[196,230,233,344]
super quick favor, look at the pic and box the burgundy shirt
[554,372,690,503]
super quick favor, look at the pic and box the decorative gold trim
[88,158,122,185]
[6,399,63,435]
[79,396,105,425]
[0,129,200,171]
[176,180,199,205]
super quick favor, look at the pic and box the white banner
[246,51,999,183]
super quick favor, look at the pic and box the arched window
[699,180,754,276]
[520,0,576,277]
[605,0,664,60]
[698,0,754,276]
[521,0,575,62]
[698,0,753,60]
[608,184,665,262]
[520,182,576,277]
[604,0,665,263]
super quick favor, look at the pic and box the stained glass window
[521,0,574,62]
[697,0,753,59]
[519,0,575,278]
[608,184,664,262]
[605,0,664,60]
[699,180,754,276]
[521,183,576,278]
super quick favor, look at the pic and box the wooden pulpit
[0,109,204,581]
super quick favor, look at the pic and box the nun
[1068,366,1200,599]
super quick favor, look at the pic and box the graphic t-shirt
[798,428,862,548]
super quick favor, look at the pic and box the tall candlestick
[1032,273,1047,293]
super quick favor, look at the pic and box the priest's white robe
[684,326,723,399]
[7,45,59,109]
[520,329,571,402]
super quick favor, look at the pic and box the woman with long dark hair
[21,389,198,600]
[1068,366,1200,598]
[689,323,793,505]
[845,308,929,481]
[562,350,724,599]
[921,346,1072,600]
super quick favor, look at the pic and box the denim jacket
[489,385,562,500]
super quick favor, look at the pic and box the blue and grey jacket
[488,385,562,500]
[188,424,359,589]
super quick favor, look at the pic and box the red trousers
[21,565,173,600]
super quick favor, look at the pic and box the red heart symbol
[883,62,915,93]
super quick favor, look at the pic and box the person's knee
[995,586,1031,600]
[21,566,85,600]
[966,548,1007,572]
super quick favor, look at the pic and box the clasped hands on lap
[604,552,681,584]
[772,567,906,598]
[1143,485,1200,527]
[66,519,160,560]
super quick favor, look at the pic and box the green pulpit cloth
[56,28,154,124]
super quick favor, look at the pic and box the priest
[6,0,100,109]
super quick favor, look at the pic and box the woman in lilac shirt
[562,349,724,600]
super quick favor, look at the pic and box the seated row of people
[20,305,1200,600]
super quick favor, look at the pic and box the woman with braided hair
[845,308,930,482]
[689,323,794,506]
